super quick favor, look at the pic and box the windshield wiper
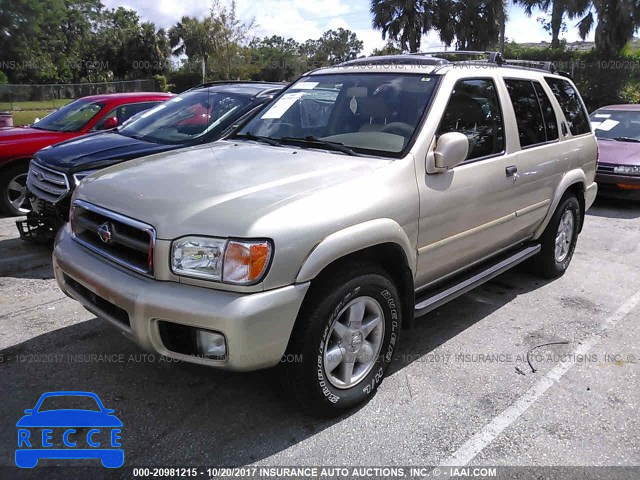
[234,132,282,147]
[613,136,640,143]
[280,136,360,156]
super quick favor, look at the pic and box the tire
[282,264,401,417]
[530,194,581,279]
[0,162,30,216]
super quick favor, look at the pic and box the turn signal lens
[223,241,272,284]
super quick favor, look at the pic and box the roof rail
[426,51,559,74]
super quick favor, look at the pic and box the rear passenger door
[502,78,563,238]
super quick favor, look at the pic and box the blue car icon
[15,391,123,468]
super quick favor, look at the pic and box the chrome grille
[71,200,155,276]
[26,161,70,203]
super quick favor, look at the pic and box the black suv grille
[27,161,70,203]
[71,200,155,276]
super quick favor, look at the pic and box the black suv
[18,81,285,241]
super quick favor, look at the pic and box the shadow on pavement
[389,268,551,375]
[0,237,53,279]
[587,197,640,220]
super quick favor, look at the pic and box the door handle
[505,165,518,177]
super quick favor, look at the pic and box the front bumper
[53,225,310,371]
[595,172,640,201]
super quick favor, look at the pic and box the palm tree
[574,0,640,55]
[370,0,434,53]
[370,1,507,53]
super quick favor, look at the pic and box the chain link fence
[0,79,158,110]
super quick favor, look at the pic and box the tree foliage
[370,0,507,52]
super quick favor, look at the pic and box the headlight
[613,165,640,176]
[73,169,99,186]
[171,237,272,284]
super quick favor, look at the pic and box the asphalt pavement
[0,197,638,479]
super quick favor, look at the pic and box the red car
[0,92,172,215]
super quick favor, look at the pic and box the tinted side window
[544,77,591,135]
[505,79,546,147]
[533,82,559,141]
[117,102,161,124]
[437,78,504,161]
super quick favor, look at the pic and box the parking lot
[0,198,638,476]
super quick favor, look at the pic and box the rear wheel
[0,163,30,215]
[530,194,581,279]
[282,264,401,416]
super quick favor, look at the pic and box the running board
[414,244,541,317]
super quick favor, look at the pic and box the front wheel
[0,163,30,216]
[282,264,401,416]
[531,194,581,279]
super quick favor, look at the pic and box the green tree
[248,36,305,81]
[169,1,255,81]
[315,28,364,64]
[370,0,432,52]
[514,0,590,49]
[575,1,640,55]
[370,0,507,52]
[371,40,405,56]
[208,0,255,79]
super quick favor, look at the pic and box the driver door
[415,77,520,288]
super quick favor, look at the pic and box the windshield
[236,73,438,156]
[37,395,101,412]
[590,109,640,141]
[118,90,251,145]
[33,99,104,132]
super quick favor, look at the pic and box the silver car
[53,53,598,415]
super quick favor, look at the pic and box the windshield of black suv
[32,99,105,132]
[590,109,640,141]
[235,73,438,156]
[118,90,251,145]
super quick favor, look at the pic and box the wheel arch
[296,219,416,328]
[534,170,586,239]
[0,157,30,175]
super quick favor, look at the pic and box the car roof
[311,53,569,81]
[594,104,640,112]
[189,82,286,97]
[80,92,173,103]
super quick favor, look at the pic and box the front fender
[533,169,586,239]
[295,218,415,283]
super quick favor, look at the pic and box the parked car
[0,92,172,216]
[589,105,640,201]
[52,53,597,415]
[18,82,285,241]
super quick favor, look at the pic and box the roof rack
[337,51,570,77]
[425,51,559,74]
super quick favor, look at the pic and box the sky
[103,0,595,55]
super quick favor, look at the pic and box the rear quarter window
[544,77,591,136]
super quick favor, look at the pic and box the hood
[35,131,177,173]
[77,140,393,239]
[597,138,640,166]
[16,410,123,427]
[0,126,71,144]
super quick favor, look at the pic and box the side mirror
[429,132,469,173]
[100,116,118,130]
